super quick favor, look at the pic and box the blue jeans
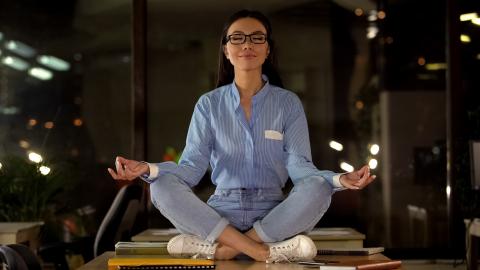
[150,174,333,244]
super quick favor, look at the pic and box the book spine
[115,249,169,255]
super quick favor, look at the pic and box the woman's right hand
[107,156,150,181]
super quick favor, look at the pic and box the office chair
[93,182,143,257]
[38,182,144,269]
[0,244,42,270]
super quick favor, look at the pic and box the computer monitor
[471,140,480,190]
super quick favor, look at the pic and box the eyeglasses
[226,33,267,45]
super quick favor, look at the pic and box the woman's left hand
[339,165,376,190]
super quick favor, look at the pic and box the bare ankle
[215,244,238,260]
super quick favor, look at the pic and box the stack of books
[115,242,169,255]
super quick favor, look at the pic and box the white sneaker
[167,234,218,259]
[266,235,317,263]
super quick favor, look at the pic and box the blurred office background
[0,0,479,262]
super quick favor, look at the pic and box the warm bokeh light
[461,34,471,43]
[0,162,2,170]
[385,36,394,44]
[73,118,83,126]
[44,121,54,129]
[425,63,447,71]
[340,162,354,172]
[355,100,364,110]
[39,166,51,175]
[354,8,364,16]
[446,185,451,198]
[367,10,378,22]
[28,152,43,163]
[417,57,426,66]
[329,140,344,151]
[19,140,30,149]
[370,144,380,155]
[377,11,386,19]
[28,118,38,126]
[368,158,378,169]
[367,26,379,39]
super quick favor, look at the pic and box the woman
[108,10,375,263]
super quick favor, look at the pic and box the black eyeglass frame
[225,33,268,45]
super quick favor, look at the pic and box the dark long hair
[216,10,284,88]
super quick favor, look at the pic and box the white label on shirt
[265,130,283,140]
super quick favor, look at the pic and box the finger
[353,169,371,187]
[107,168,119,180]
[357,165,369,178]
[356,174,377,189]
[115,157,126,177]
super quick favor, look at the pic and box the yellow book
[107,256,215,270]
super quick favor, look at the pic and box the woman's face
[224,18,270,73]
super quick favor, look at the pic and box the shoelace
[187,240,215,259]
[267,241,300,263]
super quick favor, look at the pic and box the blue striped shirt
[146,76,343,190]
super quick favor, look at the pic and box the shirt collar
[231,74,270,108]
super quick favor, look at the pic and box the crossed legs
[150,174,333,261]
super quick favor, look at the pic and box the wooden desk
[0,222,44,251]
[132,228,365,249]
[78,252,392,270]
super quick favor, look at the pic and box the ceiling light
[28,67,53,80]
[460,13,478,21]
[340,162,354,172]
[37,55,70,71]
[5,40,36,58]
[19,140,30,149]
[461,34,471,43]
[2,56,29,71]
[329,140,343,151]
[472,18,480,26]
[425,63,447,70]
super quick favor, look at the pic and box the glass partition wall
[0,0,132,240]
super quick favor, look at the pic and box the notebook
[108,256,215,270]
[317,247,385,256]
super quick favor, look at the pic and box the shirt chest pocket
[261,130,284,160]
